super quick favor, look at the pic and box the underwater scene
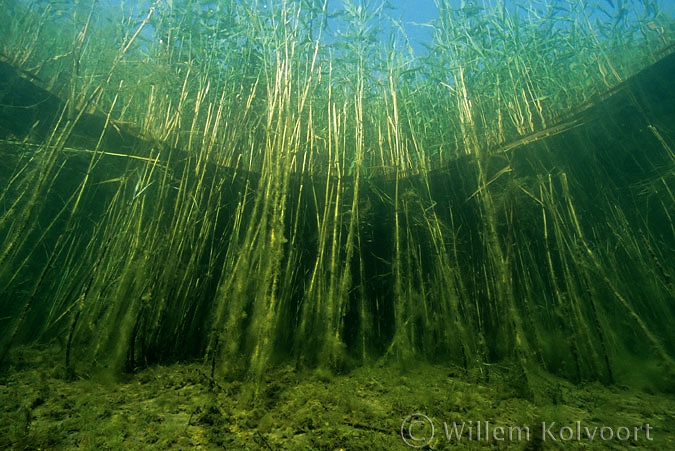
[1,0,674,448]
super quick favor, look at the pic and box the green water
[0,0,674,397]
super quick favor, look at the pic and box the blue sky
[387,0,438,54]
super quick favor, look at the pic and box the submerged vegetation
[0,0,674,402]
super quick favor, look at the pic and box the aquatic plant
[0,0,673,395]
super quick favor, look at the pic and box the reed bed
[1,0,674,395]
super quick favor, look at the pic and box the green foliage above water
[2,0,673,169]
